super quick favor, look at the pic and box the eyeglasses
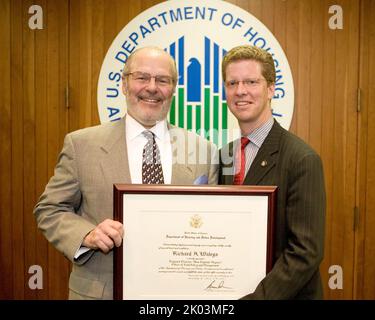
[123,71,175,87]
[224,78,266,89]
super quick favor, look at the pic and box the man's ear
[267,83,275,100]
[121,79,127,96]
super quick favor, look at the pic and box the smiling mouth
[140,97,161,104]
[235,101,253,106]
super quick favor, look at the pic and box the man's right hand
[83,219,124,253]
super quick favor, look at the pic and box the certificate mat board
[114,185,277,300]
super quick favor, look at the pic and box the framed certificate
[113,185,277,300]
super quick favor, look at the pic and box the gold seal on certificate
[189,214,203,228]
[114,185,276,300]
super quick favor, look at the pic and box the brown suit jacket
[219,120,326,299]
[34,116,218,299]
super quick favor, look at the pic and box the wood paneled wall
[0,0,70,299]
[355,0,375,299]
[0,0,373,299]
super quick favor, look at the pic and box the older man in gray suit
[219,45,326,299]
[34,46,218,299]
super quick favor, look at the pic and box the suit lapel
[99,117,131,185]
[171,164,194,184]
[169,125,195,184]
[219,141,235,185]
[243,121,282,185]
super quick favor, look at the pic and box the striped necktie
[142,130,165,184]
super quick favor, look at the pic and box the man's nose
[146,77,158,91]
[235,81,247,95]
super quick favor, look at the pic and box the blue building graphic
[167,36,228,147]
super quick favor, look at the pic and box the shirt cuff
[73,246,91,260]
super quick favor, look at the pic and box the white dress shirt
[234,117,274,176]
[126,114,172,184]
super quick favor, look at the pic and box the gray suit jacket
[219,120,325,299]
[34,117,218,299]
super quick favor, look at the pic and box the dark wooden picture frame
[113,184,277,300]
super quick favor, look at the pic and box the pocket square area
[193,175,208,185]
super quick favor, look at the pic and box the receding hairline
[122,46,178,81]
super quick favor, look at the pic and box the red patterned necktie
[142,131,165,184]
[233,137,250,185]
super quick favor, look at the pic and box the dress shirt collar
[126,114,168,141]
[246,117,274,148]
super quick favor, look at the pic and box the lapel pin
[261,160,268,167]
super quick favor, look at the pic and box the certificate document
[114,185,276,300]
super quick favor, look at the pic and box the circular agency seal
[97,0,294,147]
